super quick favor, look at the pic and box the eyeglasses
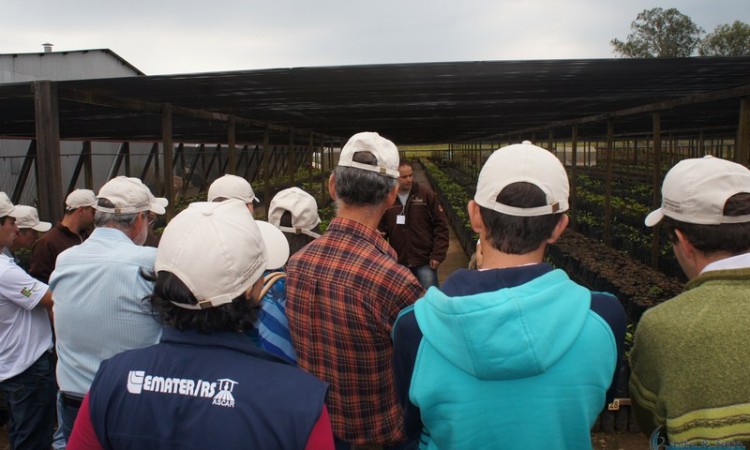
[143,212,156,227]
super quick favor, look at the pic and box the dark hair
[333,151,397,206]
[479,182,563,254]
[662,192,750,255]
[279,210,316,256]
[399,160,414,169]
[145,271,260,334]
[0,216,11,225]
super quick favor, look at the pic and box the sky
[2,0,749,76]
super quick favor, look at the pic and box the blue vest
[88,328,328,450]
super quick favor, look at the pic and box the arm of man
[427,191,450,265]
[392,306,424,439]
[39,289,54,325]
[628,313,664,438]
[590,292,627,404]
[29,239,55,283]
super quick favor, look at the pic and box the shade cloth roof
[1,56,749,145]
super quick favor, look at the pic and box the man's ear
[386,183,399,205]
[328,173,337,201]
[674,228,696,256]
[546,214,569,244]
[468,200,485,236]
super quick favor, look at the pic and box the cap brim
[644,209,664,227]
[150,198,168,215]
[255,221,290,270]
[32,221,52,232]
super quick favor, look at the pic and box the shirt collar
[701,252,750,274]
[327,217,397,259]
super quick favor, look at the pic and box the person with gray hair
[286,132,424,449]
[66,200,333,450]
[49,176,167,445]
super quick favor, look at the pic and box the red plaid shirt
[287,217,424,445]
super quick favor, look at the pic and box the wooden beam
[33,81,64,223]
[162,104,175,220]
[491,84,750,139]
[57,87,338,141]
[11,141,36,205]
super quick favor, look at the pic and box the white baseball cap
[255,220,291,270]
[207,174,258,204]
[14,205,52,232]
[645,155,750,227]
[475,141,569,217]
[95,176,165,215]
[66,189,97,210]
[337,132,400,178]
[155,200,289,310]
[268,187,321,239]
[0,192,22,219]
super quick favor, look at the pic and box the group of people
[0,130,748,449]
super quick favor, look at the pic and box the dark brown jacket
[379,182,449,267]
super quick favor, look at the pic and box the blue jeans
[410,265,439,289]
[0,351,56,450]
[59,391,84,442]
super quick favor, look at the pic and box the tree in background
[611,7,704,58]
[699,21,750,56]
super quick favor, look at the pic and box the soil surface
[592,431,650,449]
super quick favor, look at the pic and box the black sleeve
[590,292,628,404]
[391,307,424,439]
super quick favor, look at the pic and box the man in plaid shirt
[286,132,424,449]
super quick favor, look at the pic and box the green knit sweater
[629,268,750,445]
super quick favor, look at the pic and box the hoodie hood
[414,268,590,381]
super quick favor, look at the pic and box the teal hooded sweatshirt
[397,267,619,449]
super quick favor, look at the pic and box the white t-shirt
[0,254,53,381]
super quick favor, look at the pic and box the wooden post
[227,116,237,175]
[651,113,662,269]
[738,97,750,166]
[308,132,314,183]
[33,81,64,223]
[263,128,271,218]
[162,104,175,220]
[289,129,296,181]
[604,121,614,247]
[570,126,578,230]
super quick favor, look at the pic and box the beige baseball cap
[337,132,400,178]
[95,176,165,215]
[155,200,289,310]
[14,205,52,232]
[207,175,258,204]
[65,189,97,210]
[0,192,21,219]
[475,141,569,217]
[268,187,321,239]
[645,155,750,227]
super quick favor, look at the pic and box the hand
[430,259,440,270]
